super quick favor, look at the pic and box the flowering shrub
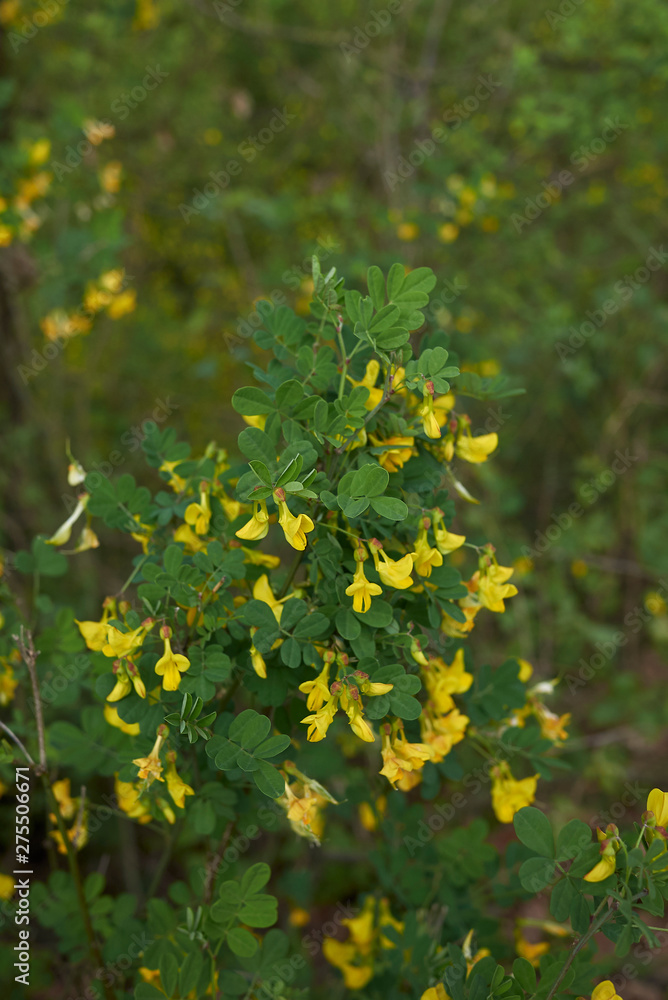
[0,261,666,998]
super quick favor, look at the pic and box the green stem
[145,818,184,903]
[278,549,304,599]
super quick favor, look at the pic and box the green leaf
[336,608,361,640]
[353,599,394,628]
[512,958,536,993]
[227,927,258,957]
[159,952,178,997]
[518,856,557,893]
[135,985,167,1000]
[556,818,591,860]
[249,460,272,486]
[230,710,272,750]
[179,951,204,996]
[370,496,408,520]
[238,427,276,467]
[352,463,389,498]
[276,379,304,410]
[240,862,271,895]
[367,265,386,310]
[231,387,275,415]
[513,807,555,858]
[280,637,302,668]
[253,760,286,798]
[389,692,422,720]
[550,877,577,922]
[254,734,291,758]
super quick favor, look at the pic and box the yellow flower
[154,627,190,691]
[250,644,267,679]
[590,982,624,1000]
[421,986,451,1000]
[397,222,419,241]
[132,728,167,786]
[52,779,77,821]
[115,776,152,824]
[0,663,18,705]
[517,658,533,682]
[346,546,382,613]
[185,487,211,535]
[418,387,442,439]
[473,561,518,613]
[534,703,570,744]
[240,546,280,569]
[100,160,122,193]
[101,620,153,659]
[421,649,473,714]
[276,495,314,550]
[348,359,384,410]
[432,510,466,554]
[301,694,339,742]
[241,413,266,430]
[299,660,332,711]
[411,524,444,578]
[106,661,132,702]
[420,707,469,763]
[103,704,140,735]
[647,788,668,828]
[370,540,414,590]
[322,939,373,989]
[107,289,136,319]
[0,874,15,900]
[380,722,433,788]
[173,524,207,552]
[456,430,498,464]
[235,500,269,541]
[370,434,415,473]
[584,837,618,882]
[490,763,538,823]
[515,931,549,966]
[46,494,88,546]
[253,574,286,622]
[165,752,195,809]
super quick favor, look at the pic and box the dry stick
[0,719,36,766]
[15,626,115,1000]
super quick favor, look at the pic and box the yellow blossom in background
[115,777,152,824]
[432,510,466,554]
[438,223,459,243]
[418,389,442,439]
[173,524,207,552]
[473,561,518,613]
[517,658,533,682]
[100,160,122,193]
[107,288,136,319]
[29,138,51,165]
[396,222,419,241]
[490,763,538,823]
[52,779,77,820]
[515,931,550,966]
[420,706,469,762]
[83,119,115,145]
[421,649,473,713]
[0,874,15,900]
[0,662,18,705]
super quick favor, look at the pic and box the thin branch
[0,719,36,766]
[13,626,46,773]
[203,820,235,905]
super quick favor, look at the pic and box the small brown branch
[13,626,46,773]
[203,820,235,905]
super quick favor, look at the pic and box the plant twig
[14,626,46,772]
[544,898,612,1000]
[0,719,35,766]
[203,820,235,905]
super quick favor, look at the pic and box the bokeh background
[1,0,668,993]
